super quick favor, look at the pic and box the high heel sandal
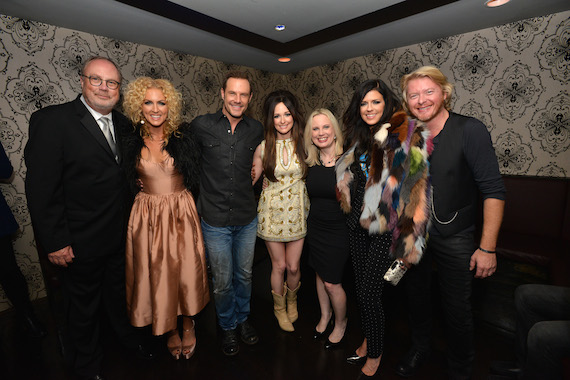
[166,329,182,360]
[182,320,196,359]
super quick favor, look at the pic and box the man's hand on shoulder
[469,249,496,278]
[48,245,75,267]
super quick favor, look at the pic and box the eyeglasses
[81,75,121,90]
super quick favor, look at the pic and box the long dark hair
[342,79,402,161]
[262,90,307,182]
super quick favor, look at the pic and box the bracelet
[478,247,496,254]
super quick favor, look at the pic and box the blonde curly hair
[122,77,182,142]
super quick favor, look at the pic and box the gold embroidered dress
[257,138,309,242]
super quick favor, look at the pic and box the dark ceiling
[1,0,569,73]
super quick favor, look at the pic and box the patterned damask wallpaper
[284,12,569,178]
[0,15,285,312]
[0,11,568,311]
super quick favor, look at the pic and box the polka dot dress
[347,165,392,358]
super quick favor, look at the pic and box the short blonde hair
[401,66,453,112]
[304,108,344,167]
[122,77,182,142]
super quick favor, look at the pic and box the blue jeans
[201,217,257,330]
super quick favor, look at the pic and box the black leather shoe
[489,361,521,377]
[313,319,332,340]
[237,320,259,345]
[395,349,429,377]
[21,313,47,338]
[221,329,239,356]
[346,351,367,365]
[83,375,105,380]
[313,329,325,340]
[135,343,155,360]
[324,336,345,350]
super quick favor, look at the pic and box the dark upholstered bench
[494,175,570,286]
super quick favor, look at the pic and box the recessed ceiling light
[278,57,291,63]
[275,25,286,31]
[485,0,511,7]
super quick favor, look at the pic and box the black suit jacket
[25,95,131,259]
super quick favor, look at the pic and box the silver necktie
[100,116,118,161]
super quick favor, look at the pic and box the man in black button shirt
[190,71,263,356]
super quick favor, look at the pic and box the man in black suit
[25,56,150,380]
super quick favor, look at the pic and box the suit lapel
[73,98,117,162]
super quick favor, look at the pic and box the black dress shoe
[395,349,429,377]
[135,343,155,360]
[346,351,367,365]
[237,320,259,345]
[221,329,239,356]
[489,361,521,377]
[83,375,105,380]
[324,336,345,350]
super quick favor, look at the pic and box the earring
[140,120,145,124]
[334,136,337,140]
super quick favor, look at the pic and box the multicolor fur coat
[336,111,431,264]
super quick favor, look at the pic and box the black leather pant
[403,231,476,379]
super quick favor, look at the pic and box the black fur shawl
[121,122,201,197]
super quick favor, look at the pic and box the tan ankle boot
[286,282,300,323]
[271,287,294,332]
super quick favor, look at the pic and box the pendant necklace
[320,153,336,165]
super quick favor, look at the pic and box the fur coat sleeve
[121,125,144,197]
[336,111,431,264]
[164,123,201,197]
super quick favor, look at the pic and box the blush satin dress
[126,155,209,335]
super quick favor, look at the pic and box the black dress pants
[403,231,475,379]
[61,252,137,378]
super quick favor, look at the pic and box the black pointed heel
[324,336,345,350]
[313,318,333,340]
[346,351,366,365]
[313,329,326,340]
